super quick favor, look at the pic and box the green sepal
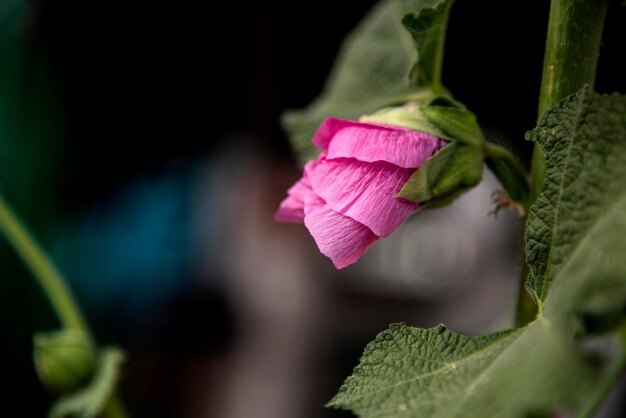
[33,329,96,393]
[398,141,483,205]
[359,101,449,139]
[421,104,484,146]
[49,346,126,418]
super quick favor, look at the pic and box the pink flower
[275,117,445,269]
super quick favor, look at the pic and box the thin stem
[0,195,90,337]
[514,260,536,327]
[484,142,530,207]
[404,0,453,94]
[577,325,626,418]
[0,194,128,418]
[430,0,451,92]
[482,142,537,325]
[518,0,609,327]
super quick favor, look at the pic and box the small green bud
[33,329,96,392]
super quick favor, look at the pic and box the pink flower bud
[275,118,445,269]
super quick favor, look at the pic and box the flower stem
[0,194,128,418]
[517,0,609,327]
[0,195,90,337]
[484,142,530,208]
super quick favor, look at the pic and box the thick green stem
[530,0,609,204]
[0,195,128,418]
[517,0,609,327]
[537,0,609,117]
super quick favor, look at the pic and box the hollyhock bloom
[275,117,445,269]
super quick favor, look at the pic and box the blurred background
[1,0,625,417]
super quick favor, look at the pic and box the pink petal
[274,194,305,222]
[310,158,419,237]
[274,160,318,223]
[312,118,391,150]
[327,123,441,169]
[313,118,442,168]
[303,193,378,269]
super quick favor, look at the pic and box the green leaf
[402,0,453,88]
[49,347,125,418]
[397,142,483,204]
[328,321,596,417]
[525,87,626,307]
[282,0,449,162]
[329,88,626,417]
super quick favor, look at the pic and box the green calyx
[394,100,485,207]
[398,141,483,206]
[33,328,128,418]
[33,329,96,393]
[392,99,530,211]
[359,99,448,138]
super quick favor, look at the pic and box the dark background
[1,0,625,417]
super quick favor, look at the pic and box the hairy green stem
[578,325,626,418]
[530,0,609,205]
[537,0,609,117]
[0,195,128,418]
[517,0,609,327]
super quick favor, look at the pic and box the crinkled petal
[303,193,378,269]
[312,118,391,150]
[312,118,442,168]
[327,122,441,168]
[310,158,419,237]
[274,160,319,223]
[274,194,305,222]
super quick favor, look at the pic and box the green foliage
[329,88,626,417]
[525,87,626,308]
[402,0,453,89]
[282,0,448,162]
[328,322,595,417]
[49,347,125,418]
[33,330,96,392]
